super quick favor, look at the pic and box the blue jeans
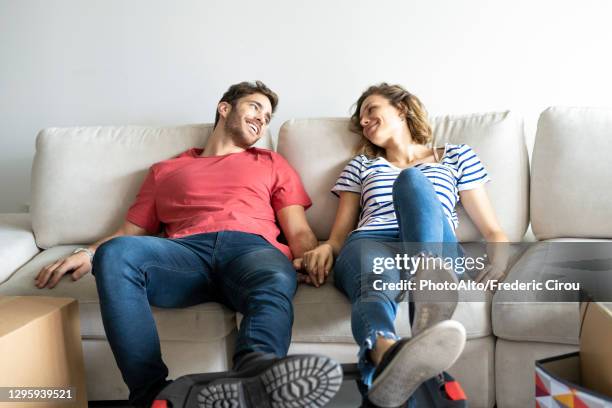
[92,231,297,406]
[333,168,461,394]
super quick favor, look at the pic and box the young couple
[34,80,508,408]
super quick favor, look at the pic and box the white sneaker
[367,320,467,408]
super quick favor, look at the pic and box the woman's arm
[299,192,360,286]
[459,186,510,282]
[325,192,361,255]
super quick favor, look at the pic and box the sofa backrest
[277,112,529,242]
[531,107,612,239]
[30,124,272,248]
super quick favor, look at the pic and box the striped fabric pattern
[332,144,490,232]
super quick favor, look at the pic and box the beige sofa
[1,107,609,407]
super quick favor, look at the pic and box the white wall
[1,0,611,213]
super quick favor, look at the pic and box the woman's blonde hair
[350,83,434,159]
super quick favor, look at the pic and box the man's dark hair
[214,81,279,127]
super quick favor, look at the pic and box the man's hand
[292,258,318,286]
[293,258,314,285]
[296,244,334,288]
[34,251,92,289]
[33,221,147,289]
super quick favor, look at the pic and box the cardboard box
[580,302,612,396]
[535,302,612,407]
[0,296,88,407]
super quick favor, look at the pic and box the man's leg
[92,235,215,407]
[193,231,342,408]
[213,232,298,364]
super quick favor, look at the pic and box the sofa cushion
[277,112,528,242]
[239,277,492,342]
[0,213,39,284]
[492,238,612,344]
[290,280,411,342]
[0,246,236,342]
[84,338,234,401]
[532,107,612,239]
[30,124,272,248]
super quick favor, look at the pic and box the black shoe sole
[156,355,343,408]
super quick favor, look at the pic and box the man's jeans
[92,231,297,406]
[333,168,461,393]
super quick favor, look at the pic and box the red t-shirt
[126,147,311,259]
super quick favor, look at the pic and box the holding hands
[293,243,334,287]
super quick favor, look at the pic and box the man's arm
[276,205,318,259]
[276,204,321,285]
[35,220,148,289]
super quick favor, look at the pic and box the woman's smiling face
[359,94,407,148]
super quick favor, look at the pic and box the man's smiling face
[223,92,272,148]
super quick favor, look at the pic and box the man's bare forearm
[288,229,318,259]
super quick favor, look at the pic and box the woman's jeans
[333,168,461,392]
[92,231,297,406]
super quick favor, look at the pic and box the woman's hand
[460,186,510,284]
[475,259,508,284]
[293,191,359,287]
[297,243,334,287]
[475,242,510,284]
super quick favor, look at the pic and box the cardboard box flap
[580,302,612,398]
[0,296,75,337]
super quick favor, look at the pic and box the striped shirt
[331,144,490,232]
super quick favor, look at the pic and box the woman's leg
[392,167,458,258]
[333,233,402,390]
[392,168,463,336]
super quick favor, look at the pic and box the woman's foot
[366,320,466,408]
[369,336,398,366]
[412,258,459,336]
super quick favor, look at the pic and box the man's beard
[224,110,255,149]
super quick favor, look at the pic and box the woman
[298,83,509,407]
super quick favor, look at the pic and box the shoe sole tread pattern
[367,320,466,408]
[197,355,343,408]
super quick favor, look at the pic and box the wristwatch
[73,247,95,264]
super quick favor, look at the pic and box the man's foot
[411,258,459,337]
[366,320,466,408]
[154,354,343,408]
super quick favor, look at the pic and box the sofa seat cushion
[0,213,40,284]
[0,245,236,342]
[290,280,409,342]
[492,238,612,344]
[238,275,492,343]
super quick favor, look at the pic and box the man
[34,81,342,408]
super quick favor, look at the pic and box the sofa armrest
[0,213,40,284]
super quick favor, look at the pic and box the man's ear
[217,102,231,121]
